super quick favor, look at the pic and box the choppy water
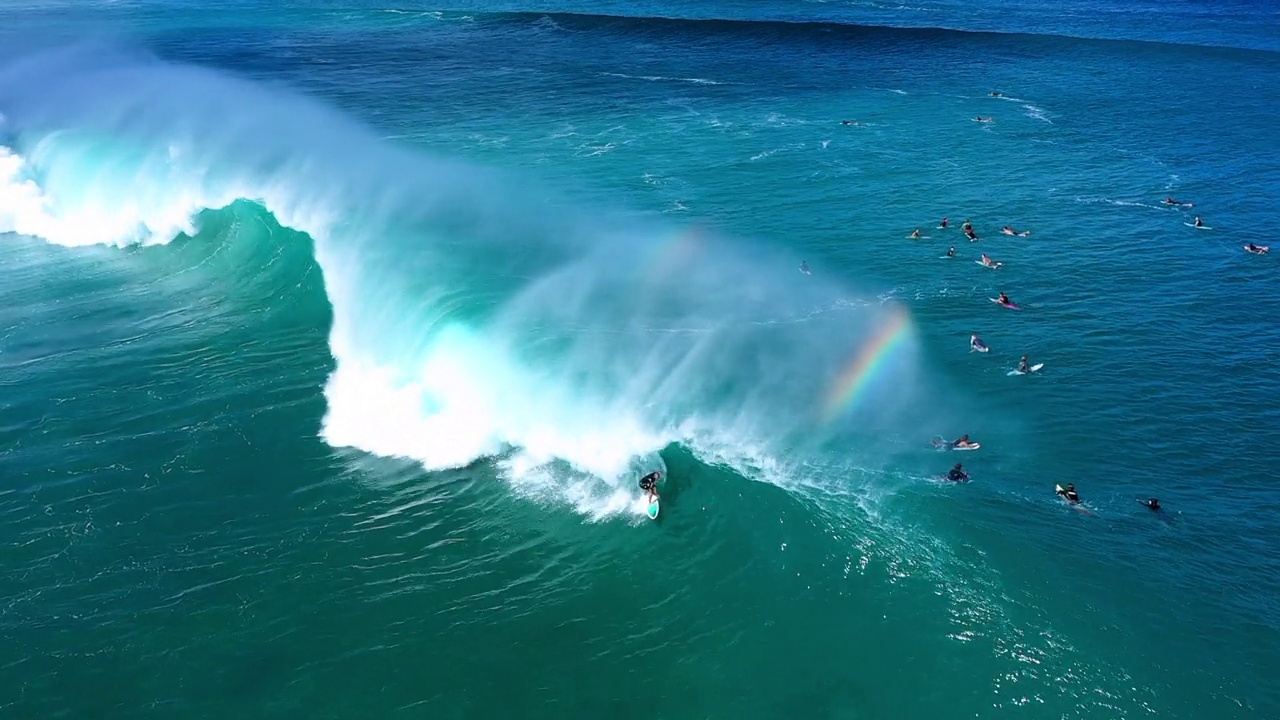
[3,2,1279,718]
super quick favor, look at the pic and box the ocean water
[2,1,1279,718]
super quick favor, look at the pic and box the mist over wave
[0,42,932,518]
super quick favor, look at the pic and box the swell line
[465,8,1279,56]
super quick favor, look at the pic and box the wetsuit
[947,468,968,482]
[639,472,660,492]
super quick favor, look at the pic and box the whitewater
[0,44,927,519]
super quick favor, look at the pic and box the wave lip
[0,43,926,519]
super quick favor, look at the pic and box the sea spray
[0,43,934,517]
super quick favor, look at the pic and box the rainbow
[821,309,914,422]
[641,224,706,278]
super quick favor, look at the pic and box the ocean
[2,1,1279,718]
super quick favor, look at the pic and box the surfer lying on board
[1245,243,1268,255]
[1139,498,1161,511]
[1163,197,1192,207]
[952,434,977,449]
[970,334,988,352]
[639,471,662,502]
[1001,226,1031,237]
[1057,483,1081,503]
[947,463,969,482]
[965,228,980,241]
[974,116,993,122]
[1018,355,1030,373]
[997,292,1012,306]
[980,254,1002,268]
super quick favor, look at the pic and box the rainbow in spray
[821,308,915,422]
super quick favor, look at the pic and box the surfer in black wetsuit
[1018,355,1030,373]
[1194,216,1204,228]
[639,471,661,502]
[1057,483,1081,503]
[940,217,950,229]
[946,463,968,482]
[1140,498,1161,511]
[997,292,1012,306]
[947,246,956,257]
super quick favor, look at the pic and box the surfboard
[990,298,1021,310]
[1184,222,1212,230]
[1008,363,1044,375]
[908,235,931,240]
[975,260,1001,269]
[971,344,990,353]
[936,438,983,448]
[647,499,660,520]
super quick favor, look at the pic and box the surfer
[961,220,973,233]
[974,116,993,123]
[1245,243,1268,255]
[841,120,859,126]
[639,471,662,502]
[1194,216,1204,228]
[980,253,1001,268]
[910,228,922,239]
[952,434,977,449]
[1001,225,1031,237]
[1163,197,1192,207]
[947,463,969,482]
[947,246,956,257]
[1057,483,1081,503]
[990,91,1002,97]
[1018,355,1030,373]
[970,334,988,352]
[997,292,1012,306]
[940,217,950,229]
[800,260,811,274]
[966,228,980,242]
[1139,497,1161,511]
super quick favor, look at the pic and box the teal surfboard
[647,499,660,520]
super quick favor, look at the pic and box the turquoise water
[3,2,1280,718]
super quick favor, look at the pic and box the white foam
[0,46,930,521]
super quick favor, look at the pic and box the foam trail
[0,44,930,517]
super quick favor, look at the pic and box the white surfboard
[1008,363,1045,376]
[975,260,1001,269]
[1184,222,1213,230]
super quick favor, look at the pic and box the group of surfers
[1165,197,1267,254]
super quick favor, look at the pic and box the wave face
[0,43,931,518]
